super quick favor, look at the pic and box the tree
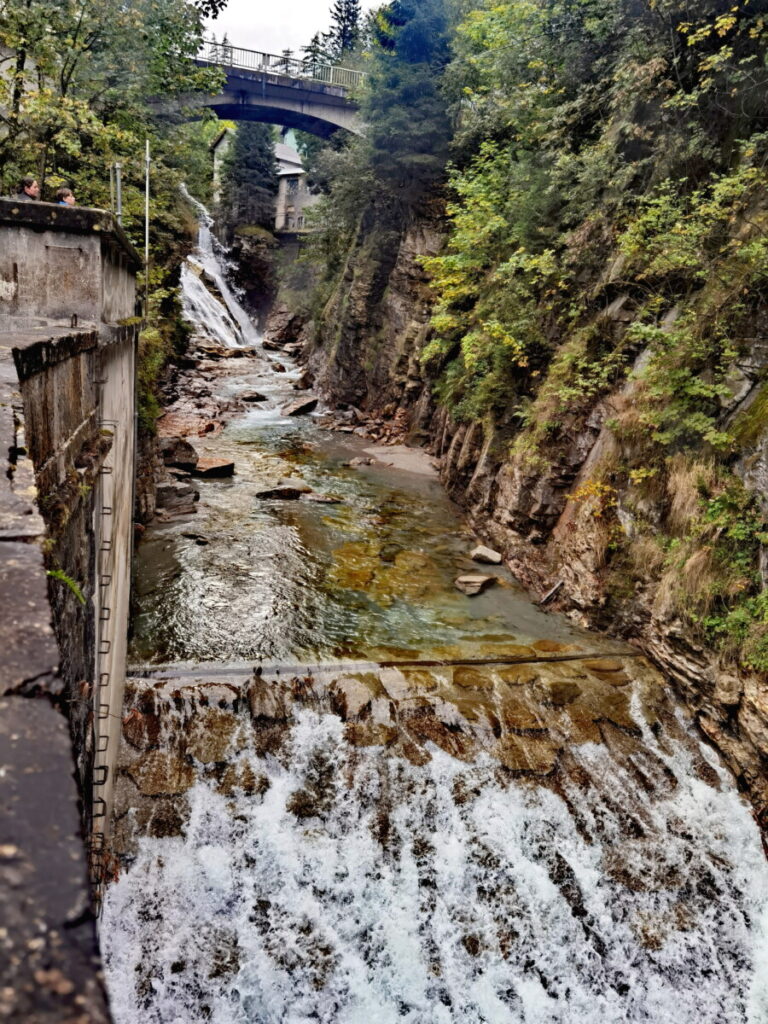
[329,0,362,58]
[0,0,222,194]
[302,31,335,73]
[363,0,453,202]
[220,123,279,228]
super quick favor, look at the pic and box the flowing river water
[101,210,768,1023]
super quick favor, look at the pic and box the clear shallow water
[130,402,596,666]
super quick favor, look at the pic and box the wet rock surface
[117,653,669,815]
[106,654,768,1024]
[455,574,497,596]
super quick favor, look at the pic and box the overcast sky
[206,0,380,56]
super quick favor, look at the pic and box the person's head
[56,187,75,206]
[19,176,39,199]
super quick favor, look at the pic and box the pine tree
[328,0,361,58]
[364,0,452,202]
[221,123,279,228]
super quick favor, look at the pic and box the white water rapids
[103,700,768,1024]
[179,186,262,350]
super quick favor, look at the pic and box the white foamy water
[180,186,262,349]
[102,702,768,1023]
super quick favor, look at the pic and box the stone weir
[0,198,141,1022]
[116,651,696,856]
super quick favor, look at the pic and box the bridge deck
[200,40,366,92]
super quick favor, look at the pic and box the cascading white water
[179,186,262,350]
[102,693,768,1024]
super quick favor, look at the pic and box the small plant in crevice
[47,568,86,606]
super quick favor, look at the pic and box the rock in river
[471,544,503,565]
[255,485,306,500]
[455,574,497,596]
[159,435,199,471]
[241,391,268,403]
[282,397,318,417]
[193,457,235,478]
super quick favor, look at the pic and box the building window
[287,176,300,196]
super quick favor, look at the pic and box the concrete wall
[0,199,138,328]
[0,200,140,1019]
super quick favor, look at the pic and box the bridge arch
[193,43,365,139]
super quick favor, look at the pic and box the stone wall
[0,328,111,1023]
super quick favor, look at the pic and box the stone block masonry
[0,198,141,1021]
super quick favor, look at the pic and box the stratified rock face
[264,305,305,349]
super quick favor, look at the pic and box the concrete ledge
[0,199,141,271]
[0,697,110,1023]
[11,327,99,383]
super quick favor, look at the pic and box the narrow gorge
[4,0,768,1021]
[98,196,768,1023]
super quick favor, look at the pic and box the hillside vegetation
[307,0,768,675]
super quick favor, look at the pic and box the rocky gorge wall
[306,202,768,840]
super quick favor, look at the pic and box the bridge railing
[200,40,366,92]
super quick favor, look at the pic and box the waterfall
[179,185,262,350]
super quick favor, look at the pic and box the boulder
[293,370,313,391]
[282,397,318,417]
[193,457,235,478]
[159,436,199,471]
[262,338,284,351]
[265,305,305,347]
[272,362,286,373]
[241,391,268,403]
[471,545,503,565]
[255,485,306,500]
[454,574,497,596]
[155,479,199,512]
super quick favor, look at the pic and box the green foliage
[0,0,232,436]
[660,475,768,668]
[329,0,363,57]
[220,123,279,229]
[363,0,453,202]
[47,568,86,605]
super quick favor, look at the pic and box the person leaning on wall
[55,187,75,206]
[13,175,40,201]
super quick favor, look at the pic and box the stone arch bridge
[193,40,365,138]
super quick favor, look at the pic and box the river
[101,205,768,1024]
